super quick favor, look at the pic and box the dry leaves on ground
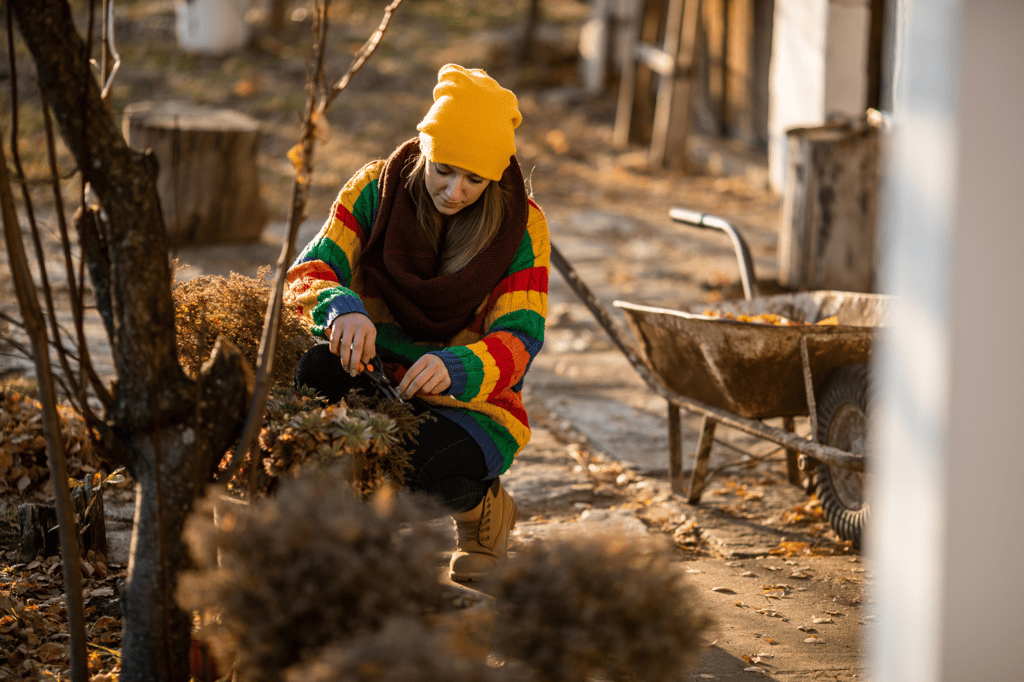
[1,552,125,680]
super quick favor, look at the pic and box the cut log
[122,101,268,245]
[778,120,881,293]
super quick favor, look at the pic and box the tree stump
[778,119,881,293]
[122,101,268,246]
[18,476,108,563]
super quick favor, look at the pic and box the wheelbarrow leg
[669,402,684,495]
[783,417,801,486]
[687,414,718,504]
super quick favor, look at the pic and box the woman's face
[423,162,490,215]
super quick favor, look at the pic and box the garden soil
[1,1,870,679]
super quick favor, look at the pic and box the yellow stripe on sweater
[489,289,547,321]
[425,395,531,445]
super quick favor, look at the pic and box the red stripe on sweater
[482,335,517,385]
[334,203,366,242]
[489,388,529,425]
[486,266,548,308]
[483,333,527,399]
[290,261,340,287]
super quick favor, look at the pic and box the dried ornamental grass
[172,267,314,386]
[486,534,714,682]
[178,473,451,682]
[283,617,516,682]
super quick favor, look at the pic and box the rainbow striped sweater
[285,160,550,477]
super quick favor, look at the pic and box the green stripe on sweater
[465,409,520,472]
[492,309,545,340]
[448,345,485,401]
[507,227,536,272]
[376,324,444,360]
[302,237,351,287]
[352,179,379,233]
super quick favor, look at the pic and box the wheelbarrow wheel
[814,363,871,549]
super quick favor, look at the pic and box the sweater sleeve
[285,162,382,338]
[433,200,550,402]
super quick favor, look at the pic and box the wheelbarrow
[549,208,894,548]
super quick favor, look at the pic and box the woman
[285,64,549,582]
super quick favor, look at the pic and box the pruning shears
[358,356,404,403]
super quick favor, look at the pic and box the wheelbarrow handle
[669,208,759,301]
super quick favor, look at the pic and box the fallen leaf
[804,636,826,644]
[742,571,757,577]
[712,586,737,594]
[797,625,817,633]
[744,667,766,673]
[34,641,65,662]
[789,570,810,579]
[812,617,833,624]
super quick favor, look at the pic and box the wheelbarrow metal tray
[614,291,894,420]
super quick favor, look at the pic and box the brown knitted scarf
[360,138,528,341]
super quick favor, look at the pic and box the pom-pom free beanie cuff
[416,64,521,182]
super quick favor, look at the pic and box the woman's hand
[397,354,451,399]
[329,313,377,376]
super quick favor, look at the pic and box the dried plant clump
[179,473,452,682]
[283,616,516,682]
[172,267,314,386]
[216,385,424,496]
[486,534,714,682]
[0,388,104,494]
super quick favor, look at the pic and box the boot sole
[450,500,518,583]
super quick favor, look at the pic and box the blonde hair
[406,153,507,275]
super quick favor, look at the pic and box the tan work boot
[449,478,518,583]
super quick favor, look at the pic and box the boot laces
[460,496,493,546]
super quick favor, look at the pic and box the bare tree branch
[5,9,87,409]
[11,0,193,429]
[1,132,89,682]
[40,86,113,410]
[222,0,405,493]
[324,0,404,111]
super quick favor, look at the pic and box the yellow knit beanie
[416,64,521,182]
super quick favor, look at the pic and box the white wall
[870,0,1024,680]
[768,0,872,190]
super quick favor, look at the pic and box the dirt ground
[0,1,868,679]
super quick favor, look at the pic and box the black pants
[294,343,491,513]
